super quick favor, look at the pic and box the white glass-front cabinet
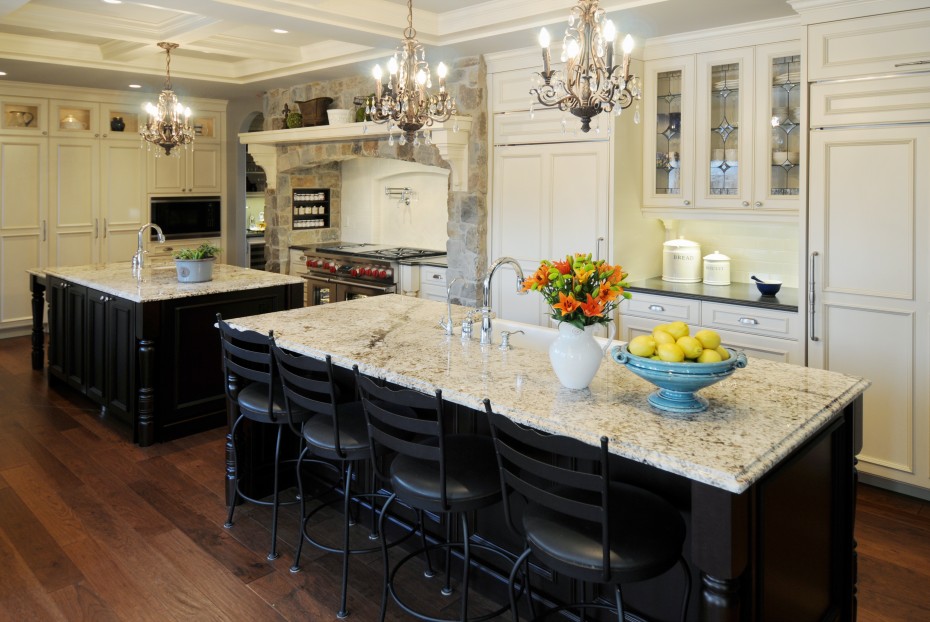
[644,41,802,215]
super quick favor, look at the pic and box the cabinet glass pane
[770,55,801,196]
[655,70,682,195]
[709,63,740,196]
[3,104,39,131]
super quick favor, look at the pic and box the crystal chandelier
[140,42,194,157]
[368,0,456,145]
[533,0,641,132]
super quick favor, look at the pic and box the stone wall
[262,56,488,305]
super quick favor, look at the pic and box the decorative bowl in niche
[611,344,747,413]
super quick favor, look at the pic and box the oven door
[303,276,335,306]
[337,280,396,302]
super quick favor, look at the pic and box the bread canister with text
[662,237,702,283]
[703,250,731,286]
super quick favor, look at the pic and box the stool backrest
[484,400,612,583]
[216,314,276,420]
[271,343,345,452]
[354,370,450,509]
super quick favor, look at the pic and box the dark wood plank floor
[1,335,929,621]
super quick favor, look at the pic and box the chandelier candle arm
[532,0,641,133]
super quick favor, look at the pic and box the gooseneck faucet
[132,223,165,271]
[480,257,526,345]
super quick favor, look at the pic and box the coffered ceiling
[0,0,796,100]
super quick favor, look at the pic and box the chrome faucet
[132,223,165,271]
[439,277,463,335]
[480,257,526,345]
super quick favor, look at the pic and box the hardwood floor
[1,334,929,621]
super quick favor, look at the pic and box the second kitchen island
[228,295,869,621]
[38,263,303,446]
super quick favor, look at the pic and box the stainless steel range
[297,243,445,306]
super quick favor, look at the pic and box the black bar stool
[355,371,510,622]
[217,315,310,561]
[484,399,691,622]
[272,343,408,619]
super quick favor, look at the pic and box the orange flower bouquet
[522,253,631,329]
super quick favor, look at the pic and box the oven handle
[302,274,395,293]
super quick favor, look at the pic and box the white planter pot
[175,257,215,283]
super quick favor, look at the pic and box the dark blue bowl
[755,281,782,296]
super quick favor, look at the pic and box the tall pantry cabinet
[803,1,930,495]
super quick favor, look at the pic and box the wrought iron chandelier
[368,0,456,145]
[532,0,640,133]
[140,42,194,157]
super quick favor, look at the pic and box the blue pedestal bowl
[611,344,748,413]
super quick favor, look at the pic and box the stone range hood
[240,117,472,191]
[238,116,484,305]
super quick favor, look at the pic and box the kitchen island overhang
[227,294,869,620]
[34,263,304,446]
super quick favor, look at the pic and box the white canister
[703,250,731,285]
[662,237,702,283]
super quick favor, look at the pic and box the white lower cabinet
[619,292,803,364]
[417,265,447,302]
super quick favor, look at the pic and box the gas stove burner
[338,246,446,260]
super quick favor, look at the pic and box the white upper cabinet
[643,38,802,218]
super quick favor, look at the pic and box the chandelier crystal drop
[533,0,641,133]
[140,42,194,157]
[368,0,456,143]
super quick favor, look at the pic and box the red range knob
[365,266,374,276]
[377,268,387,279]
[349,267,360,277]
[330,265,337,273]
[383,268,393,279]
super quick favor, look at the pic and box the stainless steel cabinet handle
[100,295,105,300]
[431,273,442,279]
[103,218,107,238]
[41,220,46,241]
[648,304,665,312]
[755,201,763,207]
[596,236,605,260]
[809,251,820,342]
[894,60,930,67]
[683,200,691,206]
[94,218,99,238]
[742,201,750,207]
[738,317,759,325]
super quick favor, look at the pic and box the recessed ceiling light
[273,29,288,34]
[0,71,7,76]
[128,84,141,89]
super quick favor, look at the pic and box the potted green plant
[173,243,221,283]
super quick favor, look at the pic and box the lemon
[652,329,676,346]
[677,336,703,360]
[666,321,690,340]
[628,335,657,357]
[652,324,669,336]
[694,329,721,350]
[657,342,685,362]
[697,349,723,363]
[715,345,730,361]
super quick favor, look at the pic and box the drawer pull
[894,60,930,67]
[738,317,759,326]
[431,273,442,279]
[648,304,665,312]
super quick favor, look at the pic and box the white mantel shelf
[239,116,472,190]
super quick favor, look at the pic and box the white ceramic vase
[548,322,615,390]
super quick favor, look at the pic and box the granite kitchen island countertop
[33,263,303,303]
[228,294,868,494]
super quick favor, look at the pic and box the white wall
[673,220,799,287]
[341,158,449,249]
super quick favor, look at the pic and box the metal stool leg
[613,584,625,622]
[337,461,354,619]
[266,424,285,561]
[378,493,397,622]
[224,414,244,529]
[418,509,436,578]
[441,515,454,596]
[290,444,311,573]
[459,513,471,622]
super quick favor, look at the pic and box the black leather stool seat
[300,401,369,460]
[390,434,500,514]
[524,482,685,584]
[237,382,308,423]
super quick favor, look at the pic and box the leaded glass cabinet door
[643,55,694,209]
[754,42,802,211]
[695,48,753,209]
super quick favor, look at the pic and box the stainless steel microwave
[150,196,222,240]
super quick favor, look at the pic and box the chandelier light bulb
[538,27,551,49]
[603,20,616,44]
[416,69,427,85]
[140,41,194,156]
[622,33,634,54]
[437,62,448,79]
[373,64,383,80]
[387,56,399,75]
[566,38,580,59]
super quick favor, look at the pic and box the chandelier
[368,0,456,145]
[140,42,194,157]
[532,0,640,133]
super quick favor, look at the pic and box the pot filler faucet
[480,257,526,345]
[132,223,165,271]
